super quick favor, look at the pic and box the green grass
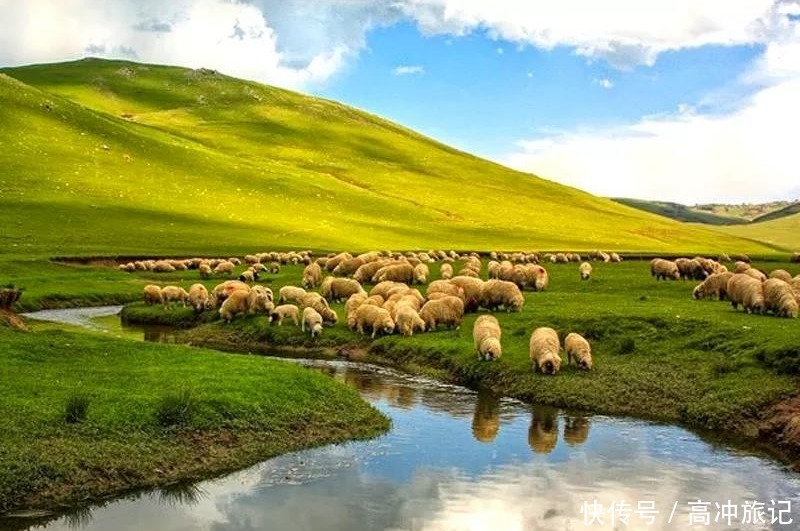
[0,58,779,255]
[123,259,800,439]
[0,325,389,512]
[611,197,748,225]
[716,213,800,252]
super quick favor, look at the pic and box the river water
[11,307,800,530]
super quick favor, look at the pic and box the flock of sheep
[136,249,619,375]
[651,256,800,318]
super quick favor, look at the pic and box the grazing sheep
[769,269,793,283]
[198,263,212,279]
[413,263,429,284]
[370,281,406,300]
[763,278,799,318]
[527,265,549,291]
[727,274,766,314]
[419,296,465,331]
[650,259,680,281]
[579,262,592,280]
[564,333,592,370]
[324,252,353,272]
[333,257,365,276]
[529,327,562,375]
[791,252,800,263]
[213,261,235,276]
[143,285,163,305]
[473,315,502,360]
[152,260,176,273]
[353,305,395,338]
[374,263,415,284]
[211,280,250,303]
[279,285,307,304]
[249,285,275,314]
[609,252,622,263]
[479,279,525,312]
[321,276,366,303]
[270,304,300,326]
[298,291,329,311]
[302,307,324,337]
[161,286,189,307]
[448,276,485,312]
[394,304,426,336]
[353,260,388,283]
[300,262,321,289]
[267,261,280,274]
[676,258,708,281]
[239,269,256,283]
[733,261,751,273]
[219,289,252,321]
[427,280,465,300]
[743,268,767,282]
[188,283,210,312]
[692,272,734,300]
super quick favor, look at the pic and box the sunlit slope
[0,58,774,255]
[716,213,800,252]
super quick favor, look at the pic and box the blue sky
[1,0,799,203]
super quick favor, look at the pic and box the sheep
[413,263,429,284]
[579,262,592,280]
[650,259,680,281]
[427,280,465,300]
[609,252,622,263]
[249,285,275,313]
[692,272,734,300]
[325,252,353,272]
[743,268,767,282]
[564,333,592,370]
[370,281,406,300]
[529,327,562,375]
[763,278,799,318]
[332,257,365,277]
[118,262,135,273]
[734,261,751,273]
[239,269,256,283]
[769,269,793,283]
[270,304,300,326]
[198,263,212,279]
[161,286,189,307]
[143,285,163,305]
[676,258,707,281]
[320,276,366,303]
[353,304,395,338]
[374,263,415,284]
[213,261,235,276]
[298,262,321,289]
[473,315,502,361]
[448,276,485,312]
[522,264,549,291]
[727,274,766,314]
[419,296,464,331]
[211,280,250,304]
[479,279,525,312]
[268,261,281,274]
[279,285,307,304]
[302,307,324,337]
[791,252,800,263]
[456,267,480,278]
[394,304,426,337]
[188,283,210,312]
[353,260,389,283]
[298,291,330,312]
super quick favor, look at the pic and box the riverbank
[0,325,389,514]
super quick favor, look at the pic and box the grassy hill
[751,202,800,223]
[716,213,800,251]
[611,198,747,226]
[0,58,778,256]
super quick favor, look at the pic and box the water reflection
[564,415,590,447]
[528,405,559,454]
[471,390,500,443]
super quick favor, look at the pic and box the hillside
[696,201,796,221]
[0,58,777,256]
[611,198,747,226]
[717,213,800,251]
[751,202,800,223]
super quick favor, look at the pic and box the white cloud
[393,64,425,75]
[595,77,614,89]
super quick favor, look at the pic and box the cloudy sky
[2,0,800,204]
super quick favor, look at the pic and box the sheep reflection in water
[471,391,501,443]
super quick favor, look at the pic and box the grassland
[0,58,779,256]
[611,198,748,225]
[716,213,800,252]
[0,324,389,513]
[116,258,800,465]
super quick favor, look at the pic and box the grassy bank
[120,259,800,462]
[0,326,389,514]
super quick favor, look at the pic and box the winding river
[9,307,800,530]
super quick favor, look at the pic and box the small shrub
[156,388,197,428]
[64,393,90,424]
[616,337,636,355]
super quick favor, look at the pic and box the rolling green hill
[716,213,800,251]
[751,202,800,224]
[0,58,778,256]
[611,198,747,226]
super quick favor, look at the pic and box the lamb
[188,283,210,312]
[473,315,502,360]
[143,285,163,305]
[302,262,323,289]
[763,278,799,318]
[579,262,592,280]
[479,279,525,312]
[727,274,765,314]
[373,263,415,284]
[650,259,680,281]
[302,307,324,337]
[769,269,793,283]
[279,285,307,304]
[161,286,189,307]
[692,272,734,300]
[448,276,485,312]
[529,327,562,375]
[564,333,592,370]
[413,263,429,284]
[353,305,395,338]
[320,276,366,302]
[270,304,300,326]
[394,304,426,337]
[213,261,235,276]
[419,296,465,330]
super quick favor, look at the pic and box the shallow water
[13,308,800,530]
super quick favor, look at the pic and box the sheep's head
[482,338,502,360]
[692,285,704,300]
[541,354,561,375]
